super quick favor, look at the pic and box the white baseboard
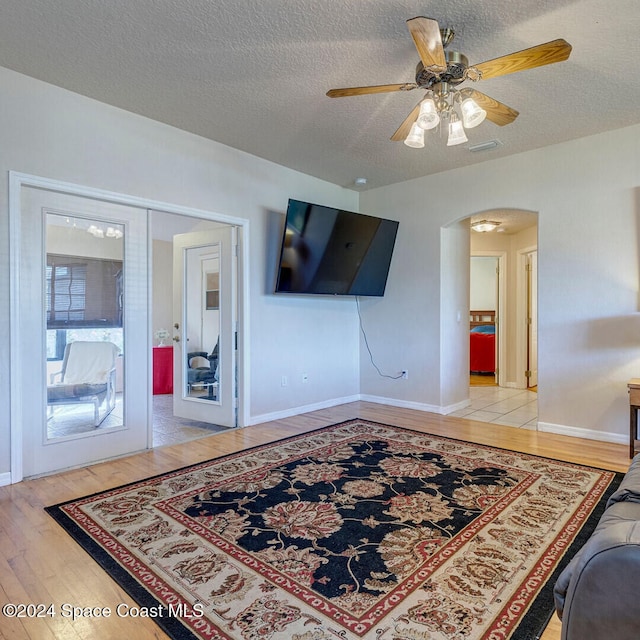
[0,472,12,487]
[248,395,361,426]
[359,394,458,415]
[537,421,628,446]
[441,398,473,415]
[250,394,463,426]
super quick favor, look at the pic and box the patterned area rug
[47,419,621,640]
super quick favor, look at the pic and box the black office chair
[186,341,218,397]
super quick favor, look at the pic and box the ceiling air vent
[468,139,502,153]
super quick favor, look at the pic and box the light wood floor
[470,373,498,386]
[0,401,630,640]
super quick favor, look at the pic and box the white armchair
[47,341,119,427]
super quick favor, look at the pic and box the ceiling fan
[326,17,572,148]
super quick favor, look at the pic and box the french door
[172,227,237,428]
[18,186,149,478]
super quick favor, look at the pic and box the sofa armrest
[554,520,640,640]
[606,453,640,507]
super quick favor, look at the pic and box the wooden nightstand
[628,379,640,458]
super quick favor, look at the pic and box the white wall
[152,239,173,342]
[356,198,441,409]
[470,256,498,310]
[360,124,640,444]
[0,67,360,476]
[440,221,471,411]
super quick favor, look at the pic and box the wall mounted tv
[275,199,399,296]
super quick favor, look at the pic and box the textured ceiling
[1,0,639,191]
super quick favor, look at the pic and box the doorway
[447,210,538,429]
[149,212,239,446]
[9,173,248,482]
[469,254,504,387]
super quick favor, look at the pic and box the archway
[441,208,539,428]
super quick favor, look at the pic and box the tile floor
[449,385,538,429]
[47,395,125,439]
[151,393,227,446]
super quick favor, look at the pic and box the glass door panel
[184,248,220,401]
[45,213,124,439]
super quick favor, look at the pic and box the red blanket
[470,332,495,373]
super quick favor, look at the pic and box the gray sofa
[554,454,640,640]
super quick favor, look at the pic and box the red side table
[153,346,173,394]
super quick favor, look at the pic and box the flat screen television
[274,199,399,296]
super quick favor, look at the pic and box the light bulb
[404,122,425,148]
[447,116,468,146]
[416,98,439,130]
[461,97,487,128]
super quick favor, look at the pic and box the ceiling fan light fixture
[447,114,468,146]
[326,17,571,154]
[105,226,123,239]
[404,122,425,148]
[87,224,104,238]
[471,220,501,233]
[416,97,440,130]
[460,96,487,128]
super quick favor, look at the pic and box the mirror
[184,244,220,402]
[45,213,124,439]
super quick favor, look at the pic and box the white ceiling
[1,0,639,191]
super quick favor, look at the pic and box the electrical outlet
[281,375,288,387]
[401,370,408,379]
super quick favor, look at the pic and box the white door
[19,187,149,478]
[172,227,237,428]
[527,251,538,387]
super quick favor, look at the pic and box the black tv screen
[275,199,399,296]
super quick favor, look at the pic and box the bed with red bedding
[469,310,495,374]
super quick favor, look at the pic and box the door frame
[9,171,250,484]
[516,245,537,389]
[470,250,507,387]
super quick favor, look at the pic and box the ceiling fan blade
[326,83,417,98]
[390,101,422,142]
[468,90,519,126]
[473,39,571,80]
[406,17,447,72]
